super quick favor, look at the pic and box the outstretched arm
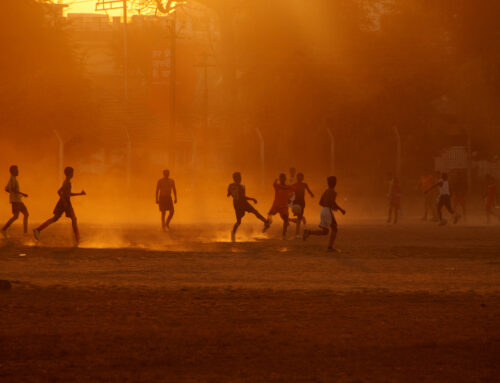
[425,181,441,193]
[306,183,314,197]
[333,201,346,215]
[71,190,86,197]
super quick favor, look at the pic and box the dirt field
[1,222,499,382]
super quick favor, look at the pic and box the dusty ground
[1,221,499,382]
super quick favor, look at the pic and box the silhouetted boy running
[33,166,86,244]
[292,172,314,237]
[268,173,297,239]
[387,177,401,224]
[1,165,29,237]
[227,172,270,242]
[426,172,460,225]
[303,176,346,252]
[485,175,500,224]
[156,169,177,231]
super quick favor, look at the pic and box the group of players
[2,164,498,250]
[1,165,85,244]
[1,165,345,251]
[387,171,500,225]
[226,168,345,251]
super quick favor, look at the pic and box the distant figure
[426,173,460,225]
[420,172,437,221]
[292,172,314,237]
[303,176,346,252]
[1,165,29,237]
[227,172,270,242]
[156,169,177,231]
[485,175,500,224]
[268,173,297,239]
[451,172,467,221]
[33,166,86,244]
[387,177,401,224]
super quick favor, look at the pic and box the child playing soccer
[485,175,500,224]
[227,172,270,242]
[292,172,314,237]
[267,173,296,239]
[1,165,29,237]
[420,172,438,221]
[387,177,401,224]
[156,169,177,230]
[426,172,460,225]
[303,176,345,252]
[33,167,86,244]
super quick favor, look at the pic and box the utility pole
[169,10,176,143]
[96,0,131,188]
[326,127,335,175]
[122,0,128,102]
[195,53,215,137]
[95,1,129,102]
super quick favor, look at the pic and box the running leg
[22,210,29,233]
[2,212,19,232]
[166,208,174,228]
[328,227,338,249]
[71,215,80,244]
[232,216,241,242]
[161,211,166,230]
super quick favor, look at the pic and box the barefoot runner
[303,176,346,252]
[227,172,270,242]
[1,165,29,237]
[292,172,314,237]
[156,169,177,231]
[33,167,86,244]
[267,173,297,240]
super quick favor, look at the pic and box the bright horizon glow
[61,0,181,16]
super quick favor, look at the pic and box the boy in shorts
[303,176,345,252]
[267,173,297,239]
[387,177,401,224]
[426,172,460,225]
[1,165,29,237]
[156,169,177,230]
[485,175,500,224]
[292,172,314,237]
[227,172,270,242]
[33,166,86,244]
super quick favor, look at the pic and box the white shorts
[319,207,333,229]
[292,204,303,217]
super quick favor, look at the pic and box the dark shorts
[268,204,289,219]
[11,202,28,215]
[235,202,257,219]
[159,196,174,212]
[53,199,75,219]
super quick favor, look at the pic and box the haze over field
[1,0,500,227]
